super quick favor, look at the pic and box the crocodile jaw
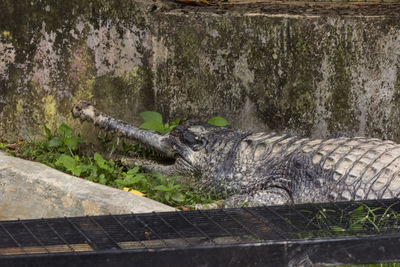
[72,101,175,158]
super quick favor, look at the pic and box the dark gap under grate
[2,198,400,266]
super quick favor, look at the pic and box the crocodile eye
[192,138,206,151]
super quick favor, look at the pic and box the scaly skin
[72,101,400,207]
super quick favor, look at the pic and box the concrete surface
[1,1,400,143]
[0,151,175,220]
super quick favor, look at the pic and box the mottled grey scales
[72,101,400,207]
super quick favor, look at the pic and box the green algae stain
[121,66,141,88]
[326,27,358,134]
[120,66,153,95]
[69,45,96,103]
[1,31,12,42]
[0,0,151,142]
[175,30,200,67]
[92,66,154,122]
[15,99,23,113]
[42,94,58,132]
[284,29,316,127]
[389,60,400,142]
[393,59,400,103]
[71,78,95,105]
[246,22,318,135]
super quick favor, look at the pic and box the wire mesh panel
[1,198,400,266]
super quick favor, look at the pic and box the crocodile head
[153,122,252,195]
[72,101,249,192]
[167,123,249,177]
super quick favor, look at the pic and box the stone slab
[0,151,175,220]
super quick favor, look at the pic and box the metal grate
[2,198,400,266]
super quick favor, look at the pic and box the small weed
[139,111,231,134]
[139,111,181,135]
[97,132,116,157]
[298,203,400,239]
[338,263,400,267]
[121,140,139,155]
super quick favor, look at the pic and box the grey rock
[0,151,175,220]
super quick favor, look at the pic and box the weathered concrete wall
[1,1,400,142]
[0,1,154,141]
[153,11,400,140]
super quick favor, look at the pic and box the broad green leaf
[172,184,181,190]
[72,166,82,176]
[48,136,63,147]
[170,118,181,126]
[208,116,230,127]
[165,192,171,201]
[165,126,175,133]
[98,174,107,184]
[79,163,91,173]
[127,175,143,185]
[154,185,171,191]
[153,172,164,181]
[56,154,75,170]
[57,123,73,138]
[115,179,128,186]
[165,118,181,133]
[127,167,139,176]
[139,120,165,134]
[171,192,184,203]
[140,111,163,124]
[166,124,179,133]
[94,153,107,169]
[64,137,78,150]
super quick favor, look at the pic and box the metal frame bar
[41,219,76,253]
[0,199,400,266]
[2,233,400,267]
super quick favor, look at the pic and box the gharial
[73,101,400,207]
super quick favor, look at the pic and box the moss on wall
[1,1,400,142]
[0,0,153,141]
[326,26,358,134]
[153,13,400,139]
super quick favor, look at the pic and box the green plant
[56,152,123,185]
[97,132,142,158]
[139,111,231,134]
[45,124,85,155]
[208,116,230,127]
[139,111,181,135]
[97,132,116,156]
[153,177,184,204]
[15,124,86,168]
[121,140,139,155]
[298,203,400,240]
[338,263,400,267]
[116,167,188,206]
[56,154,83,176]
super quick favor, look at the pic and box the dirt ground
[163,0,400,16]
